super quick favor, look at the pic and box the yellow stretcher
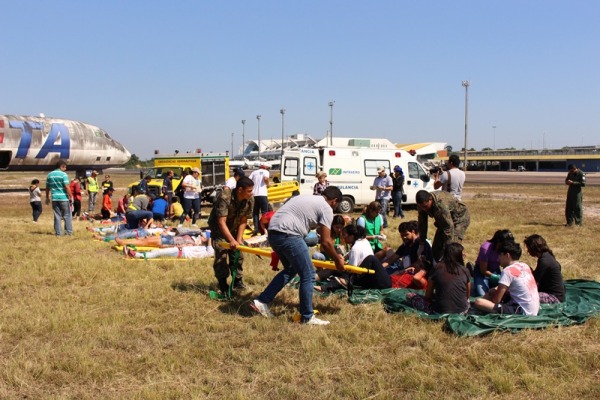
[219,242,374,274]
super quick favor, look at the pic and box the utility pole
[328,101,335,146]
[280,108,286,165]
[256,115,261,160]
[462,80,470,170]
[241,120,246,157]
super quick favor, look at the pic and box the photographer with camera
[433,154,465,201]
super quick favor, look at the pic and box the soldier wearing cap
[416,190,470,262]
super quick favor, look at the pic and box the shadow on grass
[524,221,568,227]
[171,280,258,316]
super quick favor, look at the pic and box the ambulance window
[303,157,318,176]
[283,158,299,177]
[408,162,426,179]
[364,160,390,176]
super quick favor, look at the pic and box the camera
[429,166,441,175]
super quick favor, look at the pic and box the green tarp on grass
[345,279,600,336]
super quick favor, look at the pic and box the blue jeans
[31,201,42,222]
[257,231,315,321]
[392,190,405,218]
[253,196,269,233]
[471,268,500,296]
[377,198,390,228]
[52,201,73,236]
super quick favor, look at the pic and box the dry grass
[1,172,599,399]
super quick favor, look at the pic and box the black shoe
[218,278,229,295]
[233,278,247,290]
[466,262,475,277]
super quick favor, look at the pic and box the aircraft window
[96,156,101,161]
[106,157,111,161]
[364,160,390,176]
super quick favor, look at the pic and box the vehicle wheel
[337,196,355,214]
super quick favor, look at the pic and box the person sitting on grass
[169,196,184,223]
[471,229,515,296]
[474,241,540,316]
[316,224,391,292]
[356,201,386,253]
[313,215,348,262]
[524,234,566,304]
[381,220,434,275]
[407,242,470,315]
[101,187,115,220]
[124,237,214,259]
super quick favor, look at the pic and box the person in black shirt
[524,234,565,303]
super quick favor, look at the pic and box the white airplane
[0,114,131,177]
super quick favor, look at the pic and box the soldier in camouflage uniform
[416,190,470,262]
[208,176,255,294]
[565,164,586,226]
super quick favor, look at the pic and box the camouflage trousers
[432,213,470,262]
[212,239,245,280]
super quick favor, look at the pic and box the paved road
[465,171,599,186]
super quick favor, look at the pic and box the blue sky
[2,1,599,159]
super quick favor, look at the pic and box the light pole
[280,108,285,164]
[241,120,246,157]
[492,125,496,151]
[461,80,470,170]
[256,115,261,160]
[328,101,335,146]
[231,132,234,156]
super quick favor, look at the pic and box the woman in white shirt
[179,167,202,226]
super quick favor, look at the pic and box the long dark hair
[524,234,553,257]
[490,229,514,250]
[441,242,465,275]
[342,224,366,245]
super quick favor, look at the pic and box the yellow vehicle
[129,152,229,201]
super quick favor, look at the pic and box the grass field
[1,172,599,399]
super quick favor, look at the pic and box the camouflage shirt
[418,191,470,244]
[208,187,254,239]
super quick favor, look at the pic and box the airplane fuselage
[0,115,131,172]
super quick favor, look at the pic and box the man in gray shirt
[434,154,466,200]
[250,186,345,325]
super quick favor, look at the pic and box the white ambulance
[280,138,434,213]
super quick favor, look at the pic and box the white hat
[377,166,386,173]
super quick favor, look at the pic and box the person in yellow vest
[87,170,99,212]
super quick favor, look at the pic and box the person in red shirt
[101,187,115,220]
[69,178,83,217]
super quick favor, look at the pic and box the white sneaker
[250,299,273,318]
[303,315,330,325]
